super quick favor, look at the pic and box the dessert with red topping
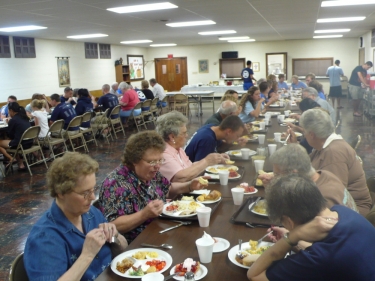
[239,182,256,193]
[174,258,200,276]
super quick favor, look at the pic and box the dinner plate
[196,196,222,204]
[213,237,230,253]
[162,201,205,217]
[269,103,280,107]
[243,135,259,141]
[248,200,268,217]
[170,264,208,280]
[228,242,274,269]
[283,118,296,123]
[226,150,257,158]
[111,248,173,278]
[236,186,258,195]
[260,112,280,117]
[205,165,239,174]
[251,121,261,125]
[203,172,242,180]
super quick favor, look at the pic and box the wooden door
[154,57,188,91]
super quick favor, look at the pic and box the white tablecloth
[181,85,244,96]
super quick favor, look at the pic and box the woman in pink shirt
[118,82,141,123]
[156,111,225,182]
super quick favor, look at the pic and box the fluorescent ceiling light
[107,2,177,13]
[219,36,250,40]
[313,35,343,38]
[322,0,375,7]
[121,40,152,44]
[67,34,108,39]
[317,17,365,23]
[150,44,177,47]
[166,20,215,27]
[199,30,236,35]
[0,25,47,32]
[228,39,256,42]
[315,29,350,33]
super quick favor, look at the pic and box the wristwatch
[283,232,298,247]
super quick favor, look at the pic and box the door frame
[154,57,188,90]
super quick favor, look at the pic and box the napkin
[190,189,211,195]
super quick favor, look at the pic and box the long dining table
[95,107,299,281]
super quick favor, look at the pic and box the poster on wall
[127,55,144,80]
[57,58,71,87]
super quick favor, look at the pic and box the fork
[257,230,273,245]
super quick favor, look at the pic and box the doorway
[154,57,188,91]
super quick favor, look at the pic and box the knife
[159,223,183,234]
[249,197,261,212]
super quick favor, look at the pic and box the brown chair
[141,99,154,127]
[64,116,89,153]
[80,112,97,146]
[6,126,48,176]
[43,119,68,160]
[108,105,125,139]
[91,108,113,144]
[8,253,29,281]
[173,94,189,116]
[126,102,146,132]
[150,97,159,119]
[350,135,361,151]
[159,96,169,115]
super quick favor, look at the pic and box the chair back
[9,253,29,281]
[110,105,121,117]
[350,135,361,151]
[151,97,159,107]
[48,119,65,134]
[142,99,152,109]
[21,126,40,141]
[66,116,83,130]
[174,94,188,103]
[81,111,93,123]
[133,102,143,111]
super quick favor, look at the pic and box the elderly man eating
[204,100,238,126]
[301,87,335,125]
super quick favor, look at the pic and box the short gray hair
[156,111,188,141]
[270,144,314,176]
[302,87,318,98]
[111,82,118,88]
[102,84,110,91]
[300,108,334,138]
[257,78,266,84]
[118,82,131,91]
[218,100,237,115]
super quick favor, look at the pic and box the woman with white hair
[118,82,141,124]
[290,108,371,216]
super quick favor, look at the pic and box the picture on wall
[253,62,260,72]
[127,55,144,80]
[198,59,209,73]
[57,58,71,87]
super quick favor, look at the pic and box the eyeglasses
[72,186,99,200]
[142,158,166,167]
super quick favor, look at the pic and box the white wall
[362,31,375,73]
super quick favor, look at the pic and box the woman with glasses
[156,111,224,182]
[98,131,208,244]
[24,152,128,281]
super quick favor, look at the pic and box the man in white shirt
[149,78,166,106]
[326,60,344,109]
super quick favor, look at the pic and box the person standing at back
[241,60,256,90]
[326,60,344,109]
[348,61,372,117]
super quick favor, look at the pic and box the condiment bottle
[184,271,195,281]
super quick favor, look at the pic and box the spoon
[236,239,245,260]
[141,243,173,249]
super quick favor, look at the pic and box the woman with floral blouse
[98,131,208,243]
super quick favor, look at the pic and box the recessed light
[121,40,153,44]
[67,34,108,39]
[322,0,375,7]
[228,39,256,42]
[166,20,216,27]
[315,29,350,33]
[107,2,178,13]
[313,35,343,38]
[0,25,47,32]
[199,30,236,35]
[150,44,177,47]
[219,36,250,40]
[317,17,366,23]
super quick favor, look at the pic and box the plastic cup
[257,147,267,157]
[218,170,229,185]
[240,148,251,160]
[278,115,285,123]
[264,118,270,126]
[268,144,277,156]
[259,121,265,130]
[231,187,245,205]
[142,273,164,281]
[196,237,215,263]
[280,100,284,107]
[258,134,265,145]
[254,160,265,173]
[197,207,212,227]
[285,110,291,117]
[274,132,282,142]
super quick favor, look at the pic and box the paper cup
[231,187,245,205]
[259,122,265,130]
[274,132,282,142]
[268,144,277,156]
[240,148,251,160]
[280,100,284,107]
[254,160,265,173]
[258,134,265,145]
[264,118,270,125]
[197,207,212,227]
[142,273,164,281]
[284,110,291,117]
[196,237,215,263]
[278,115,285,122]
[218,170,229,185]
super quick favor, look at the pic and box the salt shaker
[184,271,195,281]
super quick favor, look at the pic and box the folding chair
[80,112,97,146]
[173,94,189,116]
[108,105,125,139]
[159,96,169,115]
[125,102,146,132]
[350,135,361,151]
[64,116,89,153]
[6,126,48,176]
[91,108,113,144]
[43,119,68,160]
[9,253,29,281]
[141,100,154,127]
[150,97,159,125]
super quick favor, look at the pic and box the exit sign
[168,54,173,58]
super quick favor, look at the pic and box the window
[85,42,98,59]
[0,36,11,58]
[13,36,35,58]
[99,44,111,59]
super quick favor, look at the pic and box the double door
[154,57,188,91]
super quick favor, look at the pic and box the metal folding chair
[80,112,98,146]
[108,105,126,139]
[43,119,68,160]
[64,116,89,153]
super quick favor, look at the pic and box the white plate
[206,165,239,174]
[249,200,268,217]
[226,150,257,158]
[162,201,205,217]
[243,135,259,141]
[196,196,221,204]
[213,237,230,253]
[283,118,296,123]
[228,242,274,269]
[170,264,208,280]
[251,121,261,125]
[260,112,280,117]
[111,248,173,278]
[269,103,280,107]
[203,172,241,180]
[235,186,258,195]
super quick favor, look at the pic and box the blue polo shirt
[291,81,307,89]
[185,124,218,162]
[51,102,78,130]
[1,104,8,118]
[97,94,119,119]
[278,81,289,89]
[24,201,112,281]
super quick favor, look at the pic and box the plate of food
[170,258,208,280]
[205,165,239,174]
[269,102,280,107]
[163,201,205,217]
[111,248,173,278]
[283,118,296,123]
[196,190,221,204]
[213,237,230,253]
[249,199,268,216]
[236,182,258,195]
[226,150,257,158]
[259,112,280,117]
[228,240,273,269]
[256,170,274,187]
[241,134,259,141]
[251,121,261,125]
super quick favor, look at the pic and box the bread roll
[205,190,221,201]
[197,195,206,202]
[242,254,260,267]
[198,177,208,185]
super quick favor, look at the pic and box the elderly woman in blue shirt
[24,152,128,281]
